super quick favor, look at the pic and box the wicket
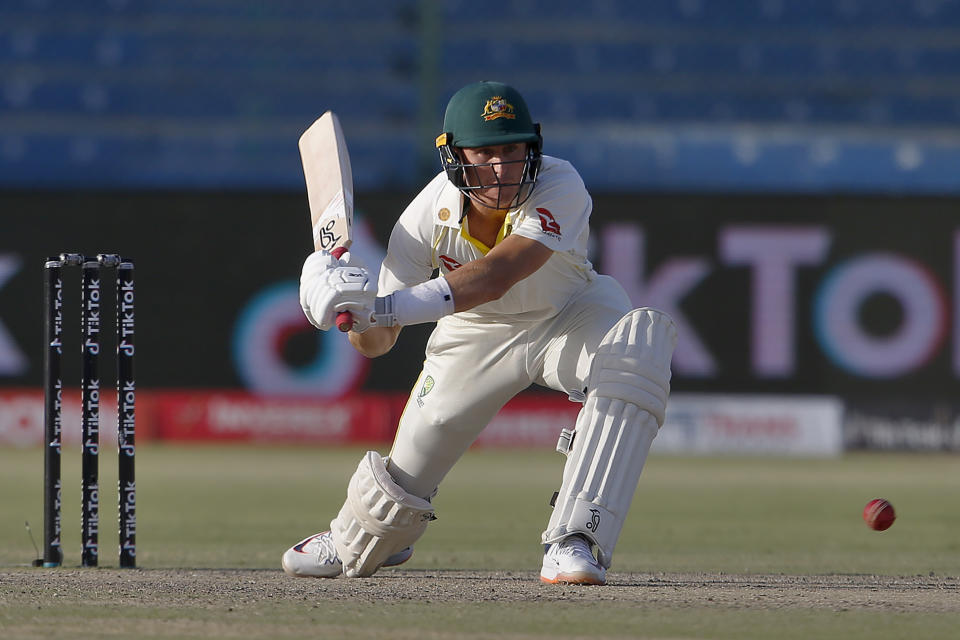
[43,253,136,568]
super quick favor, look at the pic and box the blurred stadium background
[2,0,959,455]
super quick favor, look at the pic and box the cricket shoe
[540,534,606,585]
[281,531,414,578]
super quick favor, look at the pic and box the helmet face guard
[436,129,542,212]
[436,81,544,214]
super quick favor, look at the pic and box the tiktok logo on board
[0,254,27,376]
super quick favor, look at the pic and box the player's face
[459,143,528,210]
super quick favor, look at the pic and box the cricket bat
[299,111,355,332]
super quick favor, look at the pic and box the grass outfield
[1,445,958,638]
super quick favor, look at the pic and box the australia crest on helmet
[482,96,517,121]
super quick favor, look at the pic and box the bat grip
[330,246,353,332]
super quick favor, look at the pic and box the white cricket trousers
[387,275,632,499]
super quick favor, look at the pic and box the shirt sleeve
[377,185,438,295]
[510,159,591,253]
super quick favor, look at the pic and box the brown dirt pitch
[4,568,958,611]
[3,567,959,640]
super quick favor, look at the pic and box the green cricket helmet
[435,81,543,211]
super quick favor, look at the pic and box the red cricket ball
[863,498,896,531]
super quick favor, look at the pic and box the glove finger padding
[300,250,340,282]
[331,451,435,578]
[306,285,338,331]
[299,250,339,330]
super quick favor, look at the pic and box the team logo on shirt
[439,255,463,271]
[536,207,562,238]
[482,96,516,121]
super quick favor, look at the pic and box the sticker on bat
[314,219,343,250]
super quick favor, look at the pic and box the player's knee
[588,308,677,427]
[414,402,476,435]
[411,403,448,433]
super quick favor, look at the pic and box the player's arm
[348,324,402,358]
[330,229,551,355]
[443,234,552,311]
[346,234,550,356]
[351,235,552,337]
[342,236,549,356]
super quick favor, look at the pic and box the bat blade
[299,111,354,253]
[299,111,355,331]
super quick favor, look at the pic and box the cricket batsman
[283,81,678,585]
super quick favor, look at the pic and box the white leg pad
[542,308,677,568]
[331,451,436,577]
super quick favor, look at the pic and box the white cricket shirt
[378,156,597,323]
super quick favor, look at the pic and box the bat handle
[330,246,353,332]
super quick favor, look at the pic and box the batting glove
[300,250,338,329]
[299,250,374,331]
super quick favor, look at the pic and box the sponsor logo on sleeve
[438,255,463,272]
[536,207,562,239]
